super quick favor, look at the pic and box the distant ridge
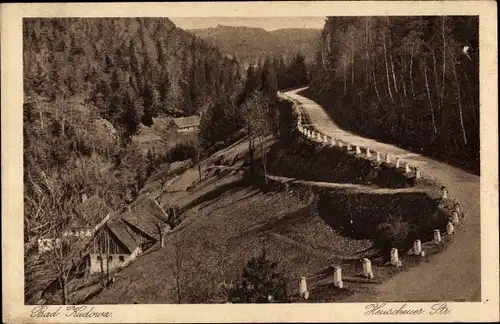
[189,25,321,64]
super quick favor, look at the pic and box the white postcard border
[2,1,498,323]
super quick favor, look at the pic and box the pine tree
[141,81,160,126]
[228,249,288,303]
[120,90,143,140]
[260,57,278,104]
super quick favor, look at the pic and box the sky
[170,17,326,31]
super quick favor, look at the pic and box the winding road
[279,87,481,302]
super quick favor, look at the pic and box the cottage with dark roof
[86,195,171,275]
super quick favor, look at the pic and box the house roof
[120,211,160,240]
[129,195,170,223]
[90,195,169,253]
[106,219,139,254]
[152,117,173,131]
[170,116,200,129]
[119,195,171,240]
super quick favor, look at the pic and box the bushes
[375,214,411,252]
[198,97,244,151]
[317,191,447,254]
[146,141,198,167]
[228,249,289,303]
[168,142,197,162]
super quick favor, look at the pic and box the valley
[22,16,480,306]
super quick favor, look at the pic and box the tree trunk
[261,137,268,186]
[175,249,182,304]
[365,18,371,87]
[401,77,407,97]
[364,24,369,88]
[463,68,470,99]
[321,48,329,72]
[390,52,398,93]
[409,52,416,100]
[382,34,394,102]
[400,58,407,97]
[263,153,268,185]
[422,59,438,134]
[247,123,255,170]
[99,251,105,288]
[371,60,382,103]
[432,49,441,112]
[157,224,162,247]
[368,20,381,103]
[105,234,110,286]
[343,59,347,94]
[452,61,467,145]
[60,276,67,305]
[441,17,447,105]
[351,47,355,85]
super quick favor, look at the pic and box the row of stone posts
[299,126,426,181]
[295,122,464,294]
[409,187,461,257]
[390,248,403,267]
[298,258,378,300]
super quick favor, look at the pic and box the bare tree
[165,234,186,303]
[164,233,206,303]
[381,32,394,103]
[421,59,438,135]
[441,16,447,105]
[48,221,94,304]
[242,92,274,184]
[25,153,119,304]
[451,51,468,145]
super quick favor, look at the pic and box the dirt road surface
[281,87,481,302]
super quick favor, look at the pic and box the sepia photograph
[2,1,498,323]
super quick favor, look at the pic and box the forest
[308,16,479,174]
[23,18,309,245]
[189,25,320,65]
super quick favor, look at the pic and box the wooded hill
[23,18,309,246]
[308,17,479,174]
[24,18,245,136]
[189,25,321,65]
[23,17,247,241]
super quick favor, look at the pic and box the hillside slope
[189,25,321,65]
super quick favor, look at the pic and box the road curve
[279,87,481,302]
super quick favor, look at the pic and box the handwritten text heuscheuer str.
[365,303,452,316]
